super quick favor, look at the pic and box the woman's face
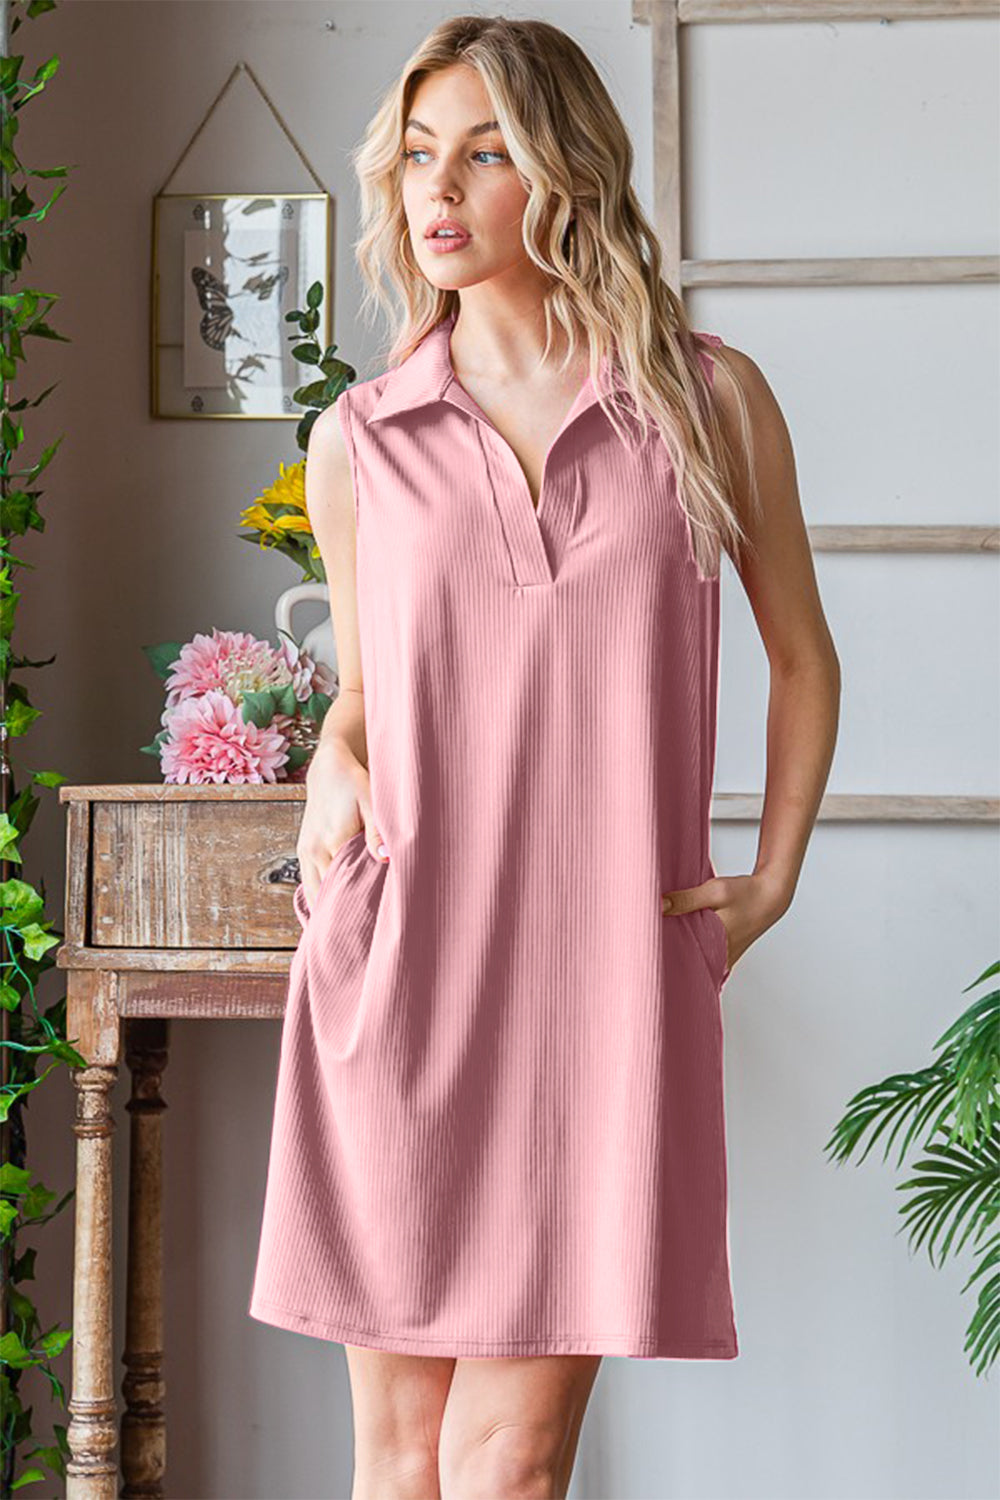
[400,64,531,294]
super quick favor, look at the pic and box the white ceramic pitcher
[274,583,338,678]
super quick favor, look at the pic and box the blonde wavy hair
[349,14,758,580]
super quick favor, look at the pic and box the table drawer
[91,798,303,948]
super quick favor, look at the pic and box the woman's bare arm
[717,344,841,909]
[663,344,842,972]
[306,398,365,763]
[296,398,388,905]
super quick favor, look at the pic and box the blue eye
[401,147,509,166]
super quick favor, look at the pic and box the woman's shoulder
[691,331,762,380]
[333,368,394,425]
[307,369,391,463]
[690,332,771,405]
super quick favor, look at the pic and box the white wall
[17,3,1000,1497]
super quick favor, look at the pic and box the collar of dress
[364,307,627,427]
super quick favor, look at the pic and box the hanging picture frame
[150,62,333,419]
[151,191,332,419]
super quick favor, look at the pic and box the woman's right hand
[296,740,389,911]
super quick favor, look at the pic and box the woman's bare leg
[437,1355,603,1500]
[344,1344,457,1500]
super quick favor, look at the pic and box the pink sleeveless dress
[248,309,739,1359]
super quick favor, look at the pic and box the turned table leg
[120,1017,169,1499]
[65,969,121,1498]
[66,1049,119,1493]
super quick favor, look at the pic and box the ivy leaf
[0,814,22,863]
[0,1329,39,1369]
[0,878,45,925]
[5,697,41,735]
[37,1328,71,1358]
[0,1163,32,1194]
[11,1466,47,1489]
[44,1038,86,1068]
[17,923,60,961]
[30,769,67,787]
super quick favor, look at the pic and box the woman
[250,14,840,1498]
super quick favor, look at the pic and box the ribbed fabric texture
[248,308,739,1359]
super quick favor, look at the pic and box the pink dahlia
[275,634,338,701]
[164,627,288,708]
[159,690,289,784]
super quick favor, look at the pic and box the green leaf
[141,641,184,680]
[0,982,21,1011]
[273,683,297,717]
[38,1327,71,1358]
[0,489,43,535]
[17,923,60,961]
[0,814,23,862]
[138,728,169,757]
[0,877,45,925]
[0,1163,33,1194]
[302,691,332,723]
[31,768,67,787]
[5,697,42,735]
[44,1038,86,1068]
[292,379,329,406]
[11,1467,47,1490]
[31,56,60,85]
[239,689,277,728]
[0,1330,38,1369]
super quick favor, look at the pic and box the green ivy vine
[1,1,86,1492]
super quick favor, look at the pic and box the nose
[424,158,462,205]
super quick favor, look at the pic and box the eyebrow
[403,117,502,139]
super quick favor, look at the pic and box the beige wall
[17,2,999,1496]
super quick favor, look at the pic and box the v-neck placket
[363,309,629,591]
[441,373,595,589]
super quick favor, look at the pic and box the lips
[424,218,471,242]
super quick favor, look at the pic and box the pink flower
[164,627,288,708]
[159,690,289,784]
[275,634,338,701]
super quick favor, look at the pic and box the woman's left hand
[661,869,791,973]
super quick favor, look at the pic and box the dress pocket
[702,906,732,985]
[293,830,367,929]
[681,905,731,989]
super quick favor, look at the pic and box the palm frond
[827,961,1000,1375]
[896,1134,1000,1264]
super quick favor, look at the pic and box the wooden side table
[55,783,306,1499]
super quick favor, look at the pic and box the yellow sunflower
[240,459,322,563]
